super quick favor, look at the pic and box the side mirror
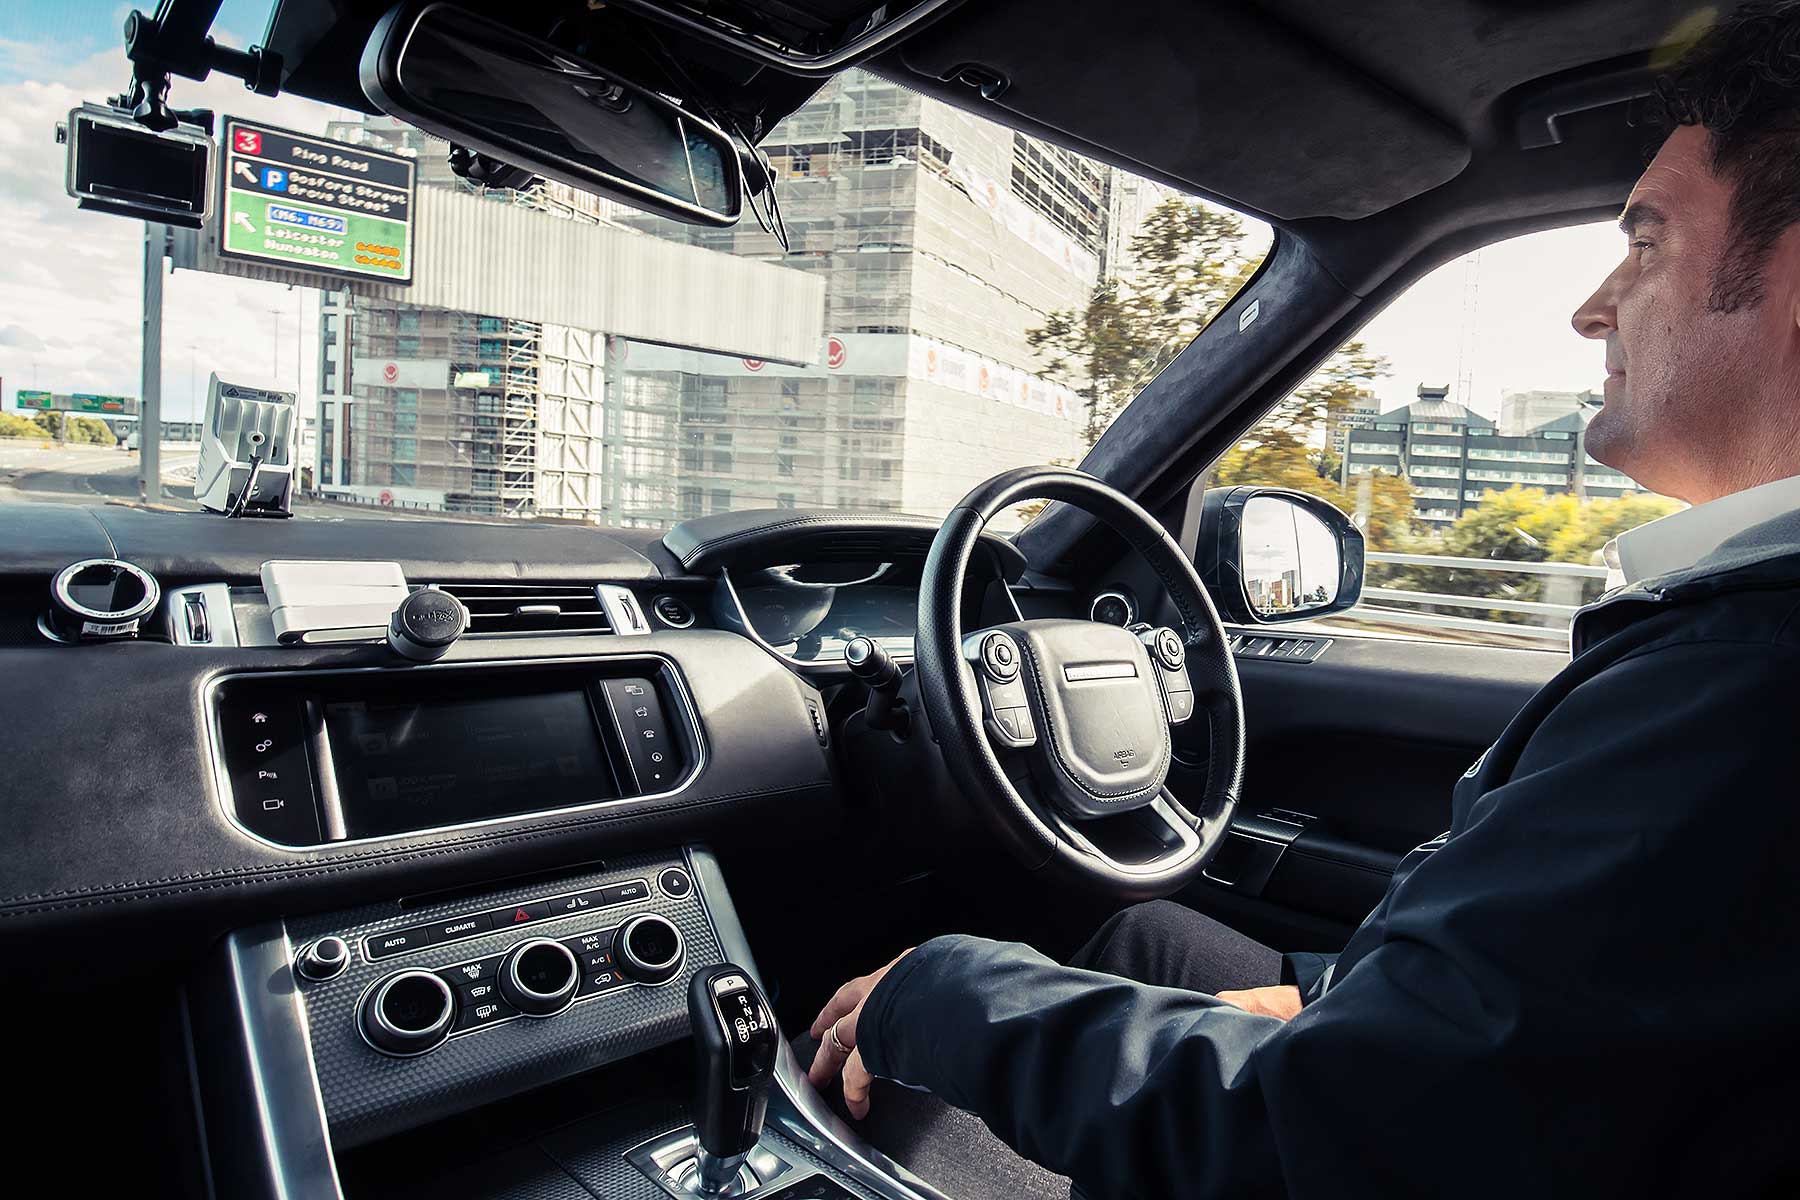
[1193,487,1364,624]
[360,1,743,226]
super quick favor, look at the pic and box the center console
[209,656,700,848]
[187,847,953,1200]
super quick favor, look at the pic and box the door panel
[1170,632,1563,948]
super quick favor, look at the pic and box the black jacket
[858,511,1800,1198]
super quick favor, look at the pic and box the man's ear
[1775,224,1800,340]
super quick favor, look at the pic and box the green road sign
[70,393,136,414]
[11,392,137,414]
[217,118,416,285]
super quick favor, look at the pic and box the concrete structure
[1344,384,1643,523]
[1499,388,1601,436]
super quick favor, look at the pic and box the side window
[1211,223,1681,648]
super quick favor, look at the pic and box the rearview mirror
[1192,487,1364,624]
[360,2,742,226]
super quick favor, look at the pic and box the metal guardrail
[1337,550,1614,646]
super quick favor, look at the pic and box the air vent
[433,582,613,635]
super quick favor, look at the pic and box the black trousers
[1064,899,1282,993]
[801,901,1281,1200]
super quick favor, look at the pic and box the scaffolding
[501,319,540,515]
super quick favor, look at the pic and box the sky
[0,1,1630,429]
[0,0,356,423]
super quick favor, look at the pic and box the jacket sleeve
[856,640,1800,1200]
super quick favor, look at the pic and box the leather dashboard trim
[0,629,834,944]
[0,782,830,917]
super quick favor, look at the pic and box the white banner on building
[907,336,1081,423]
[351,357,452,389]
[945,161,1100,284]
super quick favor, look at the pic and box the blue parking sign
[262,167,289,192]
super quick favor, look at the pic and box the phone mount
[193,373,296,518]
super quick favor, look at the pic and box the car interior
[1,0,1703,1196]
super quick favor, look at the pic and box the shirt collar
[1603,474,1800,588]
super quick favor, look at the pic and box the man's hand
[807,949,911,1119]
[1214,984,1302,1021]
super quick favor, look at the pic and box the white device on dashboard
[262,559,411,646]
[193,373,296,517]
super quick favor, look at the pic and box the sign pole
[141,222,165,505]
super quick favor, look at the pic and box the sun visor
[893,0,1470,221]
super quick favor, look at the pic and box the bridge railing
[1319,551,1611,648]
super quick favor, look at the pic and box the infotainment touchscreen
[324,689,614,838]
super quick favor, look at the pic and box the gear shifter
[688,964,779,1195]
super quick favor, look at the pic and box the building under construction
[315,72,1170,523]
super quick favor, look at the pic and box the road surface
[0,442,200,508]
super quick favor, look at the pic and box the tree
[0,412,46,440]
[1029,197,1265,448]
[1382,486,1685,621]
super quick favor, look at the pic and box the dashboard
[0,498,1182,1199]
[0,501,1029,963]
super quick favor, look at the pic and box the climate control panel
[351,911,686,1056]
[287,852,722,1147]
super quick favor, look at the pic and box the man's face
[1571,125,1800,503]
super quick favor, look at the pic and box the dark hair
[1648,1,1800,312]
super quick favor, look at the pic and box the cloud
[0,324,48,351]
[0,36,353,421]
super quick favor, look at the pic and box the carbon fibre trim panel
[289,853,723,1148]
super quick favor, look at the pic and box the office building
[1326,389,1380,455]
[1344,384,1644,523]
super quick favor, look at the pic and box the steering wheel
[916,466,1244,897]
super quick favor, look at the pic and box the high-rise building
[1499,388,1602,436]
[1344,384,1643,523]
[605,71,1109,524]
[313,117,629,516]
[316,74,1168,524]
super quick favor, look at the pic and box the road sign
[12,391,137,414]
[218,117,416,284]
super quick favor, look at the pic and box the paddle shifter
[688,964,779,1195]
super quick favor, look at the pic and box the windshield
[3,6,1269,531]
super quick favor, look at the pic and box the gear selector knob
[688,964,778,1194]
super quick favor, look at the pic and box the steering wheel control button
[365,925,434,960]
[615,913,685,985]
[987,706,1036,748]
[979,632,1020,682]
[1151,627,1186,670]
[297,936,350,981]
[361,970,456,1056]
[657,867,694,898]
[499,939,580,1016]
[387,587,469,662]
[1164,688,1196,724]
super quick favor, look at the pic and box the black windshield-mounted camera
[60,2,285,228]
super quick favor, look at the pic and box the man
[806,4,1800,1196]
